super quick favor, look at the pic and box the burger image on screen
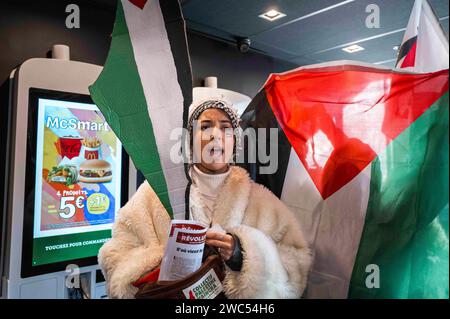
[79,159,112,183]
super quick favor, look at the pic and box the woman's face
[192,108,234,174]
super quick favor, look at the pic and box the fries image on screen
[81,136,103,160]
[82,136,102,148]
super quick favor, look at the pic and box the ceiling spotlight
[393,45,400,51]
[342,44,365,53]
[259,9,286,21]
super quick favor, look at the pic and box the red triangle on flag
[129,0,147,9]
[265,66,448,199]
[400,40,417,68]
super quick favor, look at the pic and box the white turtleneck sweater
[190,165,230,226]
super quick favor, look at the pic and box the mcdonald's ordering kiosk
[1,45,137,299]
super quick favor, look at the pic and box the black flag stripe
[396,35,417,66]
[240,90,291,199]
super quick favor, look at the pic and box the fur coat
[98,166,312,298]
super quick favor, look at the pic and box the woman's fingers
[206,239,232,260]
[206,230,235,261]
[205,239,232,250]
[206,230,226,241]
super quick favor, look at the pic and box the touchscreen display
[31,97,122,266]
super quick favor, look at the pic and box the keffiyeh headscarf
[187,99,240,133]
[186,99,242,164]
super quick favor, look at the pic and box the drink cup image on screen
[55,136,83,159]
[79,159,113,183]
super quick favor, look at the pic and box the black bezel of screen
[21,88,129,278]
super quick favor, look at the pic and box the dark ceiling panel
[182,0,449,66]
[307,32,404,65]
[182,0,346,38]
[253,0,414,58]
[428,0,449,16]
[244,39,299,61]
[375,60,397,68]
[252,38,322,64]
[440,17,449,34]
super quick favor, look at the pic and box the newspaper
[158,220,208,281]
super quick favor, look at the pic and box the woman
[98,99,312,298]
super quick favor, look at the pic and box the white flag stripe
[281,149,322,246]
[395,0,421,69]
[281,148,371,298]
[402,0,422,44]
[415,0,449,72]
[397,0,449,72]
[122,0,188,214]
[311,165,371,298]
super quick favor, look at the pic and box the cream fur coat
[98,166,312,299]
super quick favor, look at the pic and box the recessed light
[259,10,286,22]
[342,44,365,53]
[393,45,399,51]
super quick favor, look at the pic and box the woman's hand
[206,230,235,261]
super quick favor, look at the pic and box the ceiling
[181,0,449,67]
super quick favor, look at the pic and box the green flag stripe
[349,92,449,298]
[89,1,172,215]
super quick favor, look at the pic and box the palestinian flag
[395,0,449,72]
[240,61,449,298]
[89,0,192,219]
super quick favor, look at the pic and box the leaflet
[158,220,207,281]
